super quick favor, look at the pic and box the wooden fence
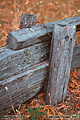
[0,14,80,117]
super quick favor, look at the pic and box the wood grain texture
[71,43,80,69]
[7,16,80,50]
[46,24,76,105]
[0,44,80,116]
[0,40,50,82]
[0,62,48,117]
[20,14,36,29]
[0,42,80,83]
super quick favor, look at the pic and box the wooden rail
[7,16,80,50]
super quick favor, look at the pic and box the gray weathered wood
[0,44,80,116]
[0,41,50,81]
[7,16,80,50]
[0,42,80,82]
[0,62,48,117]
[20,14,36,29]
[46,24,76,105]
[71,43,80,69]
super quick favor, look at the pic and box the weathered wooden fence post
[20,14,36,29]
[46,23,76,105]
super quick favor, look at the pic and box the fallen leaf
[47,109,50,117]
[35,103,40,107]
[76,103,80,110]
[74,93,80,99]
[57,104,66,110]
[38,93,45,98]
[73,72,80,80]
[40,98,45,105]
[70,89,80,93]
[58,112,64,116]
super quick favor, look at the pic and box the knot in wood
[65,35,69,41]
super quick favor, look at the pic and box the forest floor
[0,0,80,119]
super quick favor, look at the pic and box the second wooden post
[46,24,76,105]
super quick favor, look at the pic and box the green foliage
[27,107,46,120]
[76,68,79,72]
[69,77,72,83]
[28,107,35,114]
[31,114,36,120]
[35,107,41,112]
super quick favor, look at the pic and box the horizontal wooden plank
[0,62,48,117]
[0,43,80,83]
[7,16,80,50]
[0,40,50,82]
[71,44,80,69]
